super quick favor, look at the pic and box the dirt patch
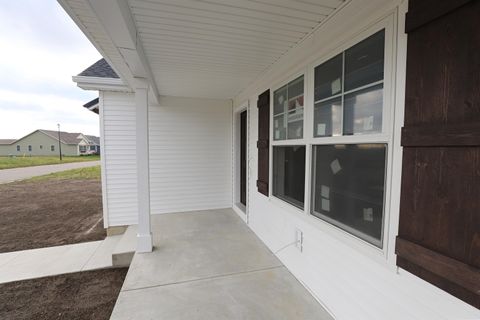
[0,268,128,320]
[0,179,105,253]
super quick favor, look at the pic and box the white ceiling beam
[87,0,160,103]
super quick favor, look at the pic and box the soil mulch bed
[0,179,105,253]
[0,268,128,320]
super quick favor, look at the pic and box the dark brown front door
[240,110,247,206]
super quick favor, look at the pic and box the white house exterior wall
[70,0,480,317]
[234,0,480,319]
[149,96,232,215]
[0,131,78,156]
[102,91,139,226]
[102,92,233,226]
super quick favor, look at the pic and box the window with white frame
[273,76,304,140]
[272,75,306,209]
[273,145,306,209]
[311,29,387,248]
[51,145,55,151]
[312,144,387,247]
[313,30,385,137]
[16,145,20,151]
[28,145,32,152]
[79,145,87,153]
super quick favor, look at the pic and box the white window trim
[267,14,397,261]
[269,67,308,212]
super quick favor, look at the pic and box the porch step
[83,235,122,270]
[112,225,137,267]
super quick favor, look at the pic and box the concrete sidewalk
[0,160,100,184]
[0,236,119,284]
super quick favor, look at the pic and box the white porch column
[135,78,153,253]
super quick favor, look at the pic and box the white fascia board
[87,0,160,103]
[72,76,131,92]
[57,0,130,84]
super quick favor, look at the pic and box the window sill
[268,194,389,266]
[269,196,305,216]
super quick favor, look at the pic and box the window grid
[273,76,304,141]
[314,30,386,139]
[269,21,393,253]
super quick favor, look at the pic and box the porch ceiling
[130,0,345,98]
[60,0,346,99]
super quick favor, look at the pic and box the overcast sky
[0,1,102,139]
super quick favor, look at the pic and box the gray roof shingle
[0,139,15,145]
[39,130,84,145]
[85,135,100,145]
[83,98,99,114]
[78,59,119,78]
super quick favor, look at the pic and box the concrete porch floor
[110,208,333,320]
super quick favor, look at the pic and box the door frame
[232,101,249,223]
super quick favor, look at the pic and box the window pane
[273,76,304,141]
[312,144,386,247]
[288,76,304,110]
[314,54,343,101]
[314,97,342,137]
[343,84,383,135]
[273,114,286,140]
[287,108,303,139]
[273,85,287,116]
[344,30,385,92]
[273,146,306,209]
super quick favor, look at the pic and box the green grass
[27,165,101,182]
[0,155,100,170]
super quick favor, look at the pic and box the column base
[137,233,153,253]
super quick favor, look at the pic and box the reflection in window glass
[313,29,385,137]
[311,144,386,247]
[273,146,306,209]
[314,98,342,137]
[343,84,383,135]
[274,85,287,116]
[345,30,385,92]
[273,76,304,140]
[314,54,343,101]
[287,108,304,139]
[288,77,304,109]
[273,114,286,140]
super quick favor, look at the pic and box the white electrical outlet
[295,228,303,252]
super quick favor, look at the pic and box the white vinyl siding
[234,2,480,320]
[102,92,138,226]
[149,97,232,214]
[65,0,480,318]
[102,93,232,225]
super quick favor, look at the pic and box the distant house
[0,129,100,156]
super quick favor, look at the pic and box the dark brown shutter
[257,90,270,196]
[396,0,480,308]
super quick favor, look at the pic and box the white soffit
[129,0,346,99]
[61,0,346,99]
